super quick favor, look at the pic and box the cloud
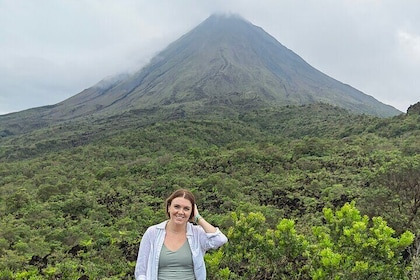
[398,30,420,62]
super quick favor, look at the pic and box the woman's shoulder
[145,221,168,234]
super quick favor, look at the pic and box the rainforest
[0,102,419,279]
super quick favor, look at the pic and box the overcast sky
[1,0,419,115]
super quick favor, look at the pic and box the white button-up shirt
[134,220,228,280]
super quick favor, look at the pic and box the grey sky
[1,0,419,115]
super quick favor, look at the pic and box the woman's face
[168,197,193,225]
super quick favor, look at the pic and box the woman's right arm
[134,228,152,280]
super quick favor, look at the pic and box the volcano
[0,14,401,134]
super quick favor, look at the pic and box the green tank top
[158,241,195,280]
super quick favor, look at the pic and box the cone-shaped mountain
[4,14,402,123]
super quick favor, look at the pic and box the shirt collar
[156,220,194,236]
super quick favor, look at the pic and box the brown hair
[165,189,196,220]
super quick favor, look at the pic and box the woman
[134,189,228,280]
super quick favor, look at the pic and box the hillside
[0,103,419,278]
[0,103,388,161]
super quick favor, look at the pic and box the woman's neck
[166,220,186,234]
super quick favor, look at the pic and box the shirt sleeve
[134,227,153,280]
[199,226,228,252]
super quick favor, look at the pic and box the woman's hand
[194,204,200,218]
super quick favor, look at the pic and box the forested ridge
[0,103,419,279]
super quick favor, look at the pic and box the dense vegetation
[0,103,419,279]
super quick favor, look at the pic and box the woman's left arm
[194,204,217,233]
[194,204,228,250]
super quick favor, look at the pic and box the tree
[309,202,414,279]
[208,202,415,279]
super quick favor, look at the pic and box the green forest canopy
[0,103,419,279]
